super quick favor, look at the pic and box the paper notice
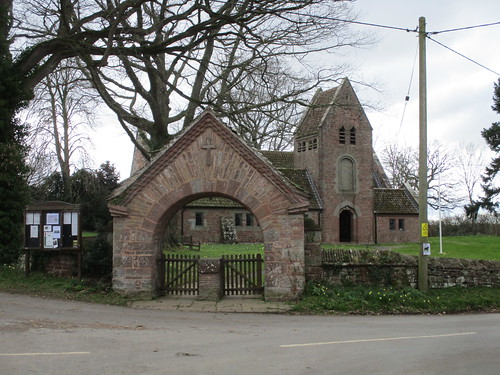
[44,231,53,248]
[46,213,59,225]
[30,225,39,239]
[52,226,61,239]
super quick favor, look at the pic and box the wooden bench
[181,236,201,251]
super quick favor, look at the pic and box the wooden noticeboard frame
[24,201,82,278]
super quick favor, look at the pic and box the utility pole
[418,16,429,291]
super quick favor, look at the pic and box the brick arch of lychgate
[110,113,309,301]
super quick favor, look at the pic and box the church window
[338,157,356,191]
[195,212,203,226]
[339,127,346,144]
[235,213,242,226]
[298,140,307,152]
[308,138,318,150]
[389,219,395,230]
[399,219,405,231]
[350,127,356,145]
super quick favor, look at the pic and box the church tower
[294,78,374,243]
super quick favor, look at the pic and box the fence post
[156,253,166,296]
[198,258,223,301]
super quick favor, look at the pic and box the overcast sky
[92,0,500,180]
[347,0,500,153]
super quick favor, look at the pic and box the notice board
[24,201,81,251]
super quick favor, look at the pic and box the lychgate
[108,109,310,301]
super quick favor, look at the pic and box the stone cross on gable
[201,138,216,166]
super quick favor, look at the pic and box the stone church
[130,78,419,245]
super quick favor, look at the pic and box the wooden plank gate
[221,254,264,295]
[161,254,200,295]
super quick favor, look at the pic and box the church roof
[374,188,419,215]
[260,150,294,168]
[295,87,338,138]
[277,169,322,210]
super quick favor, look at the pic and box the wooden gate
[222,254,264,295]
[161,254,200,295]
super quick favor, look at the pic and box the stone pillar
[304,228,323,282]
[198,258,223,301]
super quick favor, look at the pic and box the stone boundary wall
[320,249,500,289]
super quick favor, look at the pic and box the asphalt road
[1,292,499,375]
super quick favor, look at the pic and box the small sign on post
[423,242,431,256]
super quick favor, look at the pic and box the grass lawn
[322,235,500,261]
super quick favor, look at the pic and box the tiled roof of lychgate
[295,87,338,138]
[374,188,419,214]
[260,150,294,168]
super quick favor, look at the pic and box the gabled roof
[295,87,338,138]
[109,110,310,210]
[295,77,372,140]
[374,188,419,215]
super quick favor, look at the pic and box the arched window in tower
[338,157,356,191]
[339,126,346,144]
[297,140,306,152]
[308,138,318,150]
[349,127,356,145]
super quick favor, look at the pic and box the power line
[326,17,418,33]
[398,41,419,135]
[426,35,499,76]
[323,16,500,76]
[311,15,500,35]
[430,21,500,34]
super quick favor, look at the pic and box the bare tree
[26,59,98,197]
[23,122,56,186]
[455,142,487,208]
[380,143,419,189]
[222,59,309,150]
[381,141,462,211]
[11,0,369,158]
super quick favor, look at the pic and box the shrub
[82,232,112,279]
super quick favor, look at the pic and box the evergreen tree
[29,163,119,232]
[472,79,500,215]
[0,2,30,264]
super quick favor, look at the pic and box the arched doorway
[339,210,352,242]
[108,110,310,301]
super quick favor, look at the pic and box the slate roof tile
[374,188,419,214]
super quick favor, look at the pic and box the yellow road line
[280,332,478,348]
[0,352,90,357]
